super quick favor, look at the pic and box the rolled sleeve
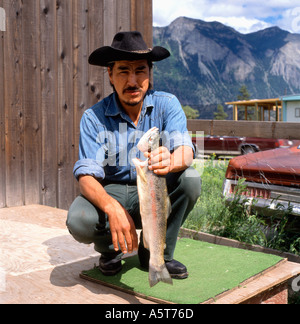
[73,159,105,181]
[73,109,107,181]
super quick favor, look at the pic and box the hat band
[131,48,152,54]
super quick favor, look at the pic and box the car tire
[241,145,256,155]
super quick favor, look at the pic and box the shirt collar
[105,93,122,117]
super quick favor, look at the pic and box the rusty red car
[223,145,300,217]
[192,135,293,157]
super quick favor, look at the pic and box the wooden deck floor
[1,205,300,304]
[0,205,155,304]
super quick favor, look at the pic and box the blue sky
[153,0,300,34]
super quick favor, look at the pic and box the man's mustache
[123,87,141,93]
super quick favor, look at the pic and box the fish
[132,127,173,288]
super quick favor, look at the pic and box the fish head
[137,127,160,153]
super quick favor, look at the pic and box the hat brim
[88,46,170,67]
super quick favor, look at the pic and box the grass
[184,155,300,256]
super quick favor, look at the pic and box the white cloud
[153,0,300,33]
[277,7,300,33]
[153,0,201,27]
[206,16,271,34]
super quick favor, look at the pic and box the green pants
[67,167,201,261]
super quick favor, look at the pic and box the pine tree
[214,104,228,120]
[237,85,251,101]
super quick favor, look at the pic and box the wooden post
[73,0,89,199]
[276,101,280,121]
[40,0,58,207]
[56,0,75,210]
[0,0,5,207]
[233,105,238,121]
[3,0,24,207]
[255,103,259,121]
[23,0,42,205]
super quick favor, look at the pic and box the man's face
[108,60,150,109]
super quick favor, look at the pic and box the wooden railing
[187,120,300,140]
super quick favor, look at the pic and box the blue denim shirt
[73,90,194,183]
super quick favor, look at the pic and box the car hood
[226,145,300,187]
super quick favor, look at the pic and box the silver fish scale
[133,127,173,287]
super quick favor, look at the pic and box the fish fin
[148,263,173,288]
[167,196,172,218]
[138,167,147,183]
[132,158,147,183]
[143,237,149,250]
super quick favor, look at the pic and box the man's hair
[107,61,153,91]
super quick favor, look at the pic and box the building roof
[226,98,282,106]
[281,94,300,101]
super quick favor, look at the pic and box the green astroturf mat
[80,238,284,304]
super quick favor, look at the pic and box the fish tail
[149,263,173,288]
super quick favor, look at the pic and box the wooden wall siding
[0,0,153,209]
[187,120,300,140]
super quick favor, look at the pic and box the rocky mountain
[153,17,300,119]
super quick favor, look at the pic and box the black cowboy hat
[88,31,170,67]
